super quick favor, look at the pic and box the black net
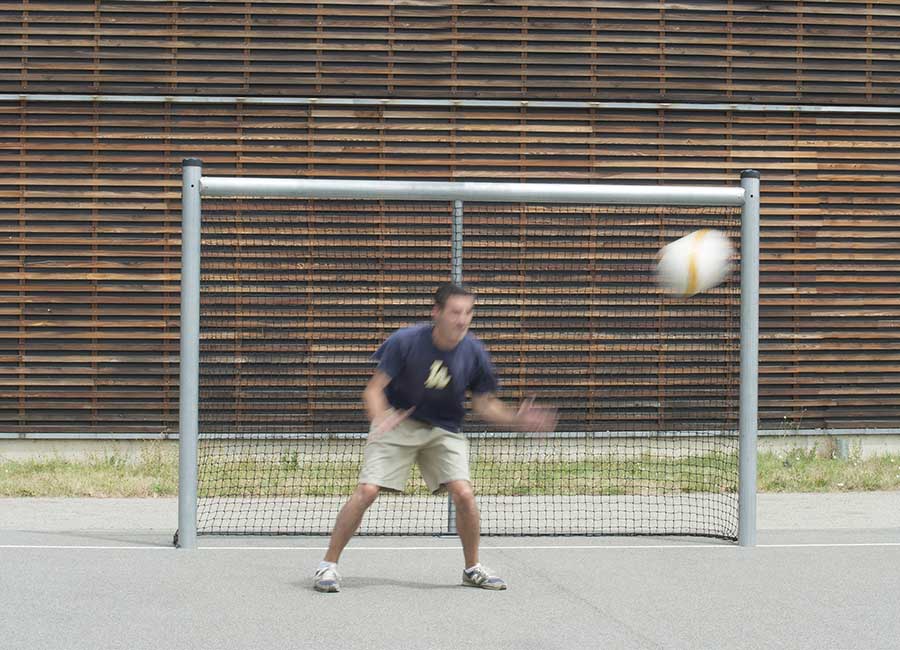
[196,198,741,539]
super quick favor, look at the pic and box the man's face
[432,294,475,345]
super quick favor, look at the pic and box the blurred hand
[515,397,557,434]
[368,407,415,443]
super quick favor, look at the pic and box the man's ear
[431,304,440,319]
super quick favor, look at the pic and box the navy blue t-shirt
[372,323,499,433]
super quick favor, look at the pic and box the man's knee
[445,480,475,508]
[354,483,381,507]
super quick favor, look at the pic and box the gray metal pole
[177,158,203,549]
[738,170,760,547]
[447,200,464,535]
[200,177,745,206]
[451,200,463,284]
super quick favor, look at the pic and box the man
[313,283,557,592]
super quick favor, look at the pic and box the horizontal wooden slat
[1,1,900,103]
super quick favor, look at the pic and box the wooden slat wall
[2,1,900,104]
[1,1,899,433]
[1,100,898,432]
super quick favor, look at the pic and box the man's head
[431,283,475,349]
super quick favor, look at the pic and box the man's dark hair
[434,283,474,309]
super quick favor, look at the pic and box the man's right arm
[363,370,414,440]
[363,370,393,424]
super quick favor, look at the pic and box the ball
[656,229,733,297]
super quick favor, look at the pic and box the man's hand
[368,407,415,443]
[472,393,558,435]
[515,397,558,434]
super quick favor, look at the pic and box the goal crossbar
[200,176,746,206]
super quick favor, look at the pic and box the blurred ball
[656,229,733,297]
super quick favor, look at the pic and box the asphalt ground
[1,493,898,650]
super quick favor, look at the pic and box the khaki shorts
[359,413,470,494]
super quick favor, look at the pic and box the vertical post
[738,170,760,547]
[448,200,464,535]
[451,200,463,284]
[178,158,203,549]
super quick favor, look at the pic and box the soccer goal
[177,159,760,548]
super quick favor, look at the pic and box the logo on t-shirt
[424,360,451,390]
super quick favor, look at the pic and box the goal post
[177,158,759,548]
[177,159,202,551]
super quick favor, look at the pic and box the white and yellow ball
[656,229,733,297]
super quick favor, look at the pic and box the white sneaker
[462,564,507,590]
[313,565,341,593]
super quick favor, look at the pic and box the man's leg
[444,479,480,568]
[444,479,507,590]
[324,482,380,563]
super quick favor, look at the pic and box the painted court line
[0,545,173,550]
[1,542,898,550]
[204,542,900,550]
[758,541,900,549]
